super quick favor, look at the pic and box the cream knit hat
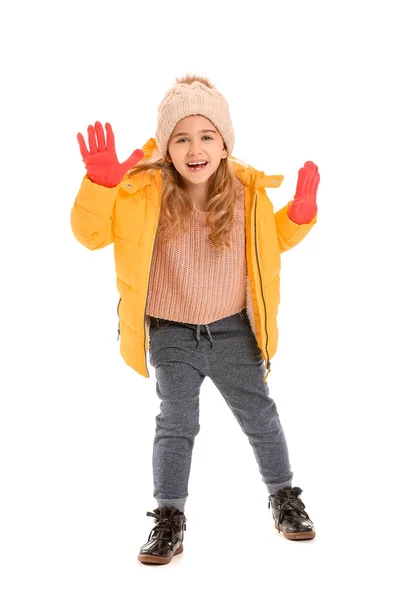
[155,78,235,158]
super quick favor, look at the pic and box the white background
[1,0,399,597]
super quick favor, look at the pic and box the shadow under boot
[137,507,187,565]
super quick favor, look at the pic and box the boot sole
[274,522,316,540]
[137,544,184,565]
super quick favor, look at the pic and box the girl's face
[167,115,228,188]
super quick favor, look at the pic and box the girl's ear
[222,148,228,159]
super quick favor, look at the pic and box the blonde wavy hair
[127,74,237,251]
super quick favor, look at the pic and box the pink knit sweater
[146,178,247,324]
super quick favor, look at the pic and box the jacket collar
[121,138,283,193]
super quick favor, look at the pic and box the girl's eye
[176,136,213,143]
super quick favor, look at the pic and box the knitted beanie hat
[155,76,235,158]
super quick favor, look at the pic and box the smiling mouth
[186,161,208,172]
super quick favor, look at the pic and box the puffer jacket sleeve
[274,200,318,253]
[70,175,119,250]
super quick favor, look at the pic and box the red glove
[77,121,144,188]
[288,161,320,224]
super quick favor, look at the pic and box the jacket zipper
[253,189,271,372]
[143,209,161,377]
[117,297,121,340]
[116,191,160,377]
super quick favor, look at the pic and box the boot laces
[146,511,182,545]
[276,497,310,531]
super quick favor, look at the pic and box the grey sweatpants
[148,309,293,509]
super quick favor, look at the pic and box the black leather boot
[268,486,315,540]
[137,507,187,565]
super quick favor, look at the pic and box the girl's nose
[188,142,201,153]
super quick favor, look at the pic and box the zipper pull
[117,328,120,341]
[263,361,271,383]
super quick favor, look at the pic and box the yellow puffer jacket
[71,138,317,381]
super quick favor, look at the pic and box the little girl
[71,74,320,565]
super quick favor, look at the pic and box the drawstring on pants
[194,310,244,349]
[195,324,213,349]
[155,310,245,351]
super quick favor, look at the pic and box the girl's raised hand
[288,161,320,225]
[77,121,144,188]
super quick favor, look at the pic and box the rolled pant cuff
[267,479,293,495]
[155,497,188,512]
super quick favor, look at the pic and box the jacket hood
[122,137,283,192]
